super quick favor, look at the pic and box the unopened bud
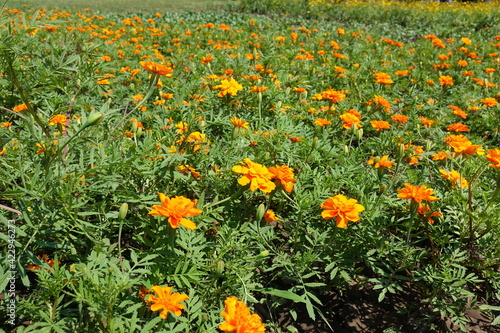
[343,145,349,155]
[356,128,363,142]
[118,203,128,220]
[276,101,282,110]
[311,136,319,149]
[215,260,225,275]
[398,143,405,160]
[136,127,143,137]
[84,112,104,127]
[256,203,266,222]
[263,152,270,161]
[425,140,432,152]
[260,250,270,257]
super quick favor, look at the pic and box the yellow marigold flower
[0,147,6,156]
[48,114,67,126]
[263,209,279,223]
[269,164,296,193]
[148,193,201,230]
[230,117,249,130]
[370,120,391,131]
[397,183,439,203]
[486,148,500,169]
[175,121,189,133]
[1,122,12,128]
[146,286,188,319]
[139,61,173,77]
[219,296,266,333]
[439,169,468,188]
[321,194,365,228]
[367,155,395,169]
[439,75,454,86]
[314,118,332,127]
[214,78,243,97]
[232,158,275,193]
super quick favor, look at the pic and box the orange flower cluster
[232,159,295,194]
[321,194,365,228]
[373,72,393,86]
[219,296,266,333]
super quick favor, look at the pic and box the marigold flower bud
[256,203,266,221]
[215,259,225,275]
[118,203,128,220]
[84,112,104,127]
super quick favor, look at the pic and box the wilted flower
[417,203,442,224]
[146,286,188,319]
[321,194,365,228]
[263,209,279,223]
[148,194,202,230]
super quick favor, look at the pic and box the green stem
[406,200,418,244]
[293,210,304,252]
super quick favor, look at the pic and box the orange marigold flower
[486,148,500,169]
[391,114,409,123]
[397,183,439,203]
[214,79,243,97]
[250,86,268,93]
[13,103,27,112]
[373,72,393,86]
[269,164,296,193]
[321,194,365,228]
[367,155,395,169]
[263,209,279,223]
[372,95,391,112]
[0,147,6,156]
[439,169,468,188]
[232,158,276,193]
[230,117,249,130]
[446,123,470,132]
[339,112,361,129]
[146,286,188,319]
[480,98,498,107]
[439,75,454,86]
[417,203,442,224]
[148,194,201,230]
[314,118,332,127]
[139,61,174,77]
[432,151,449,160]
[448,105,467,119]
[445,134,484,156]
[48,114,67,126]
[320,88,347,104]
[419,116,436,128]
[1,122,13,128]
[219,296,266,333]
[370,120,391,131]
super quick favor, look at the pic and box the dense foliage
[1,1,500,332]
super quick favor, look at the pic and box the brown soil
[259,282,498,333]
